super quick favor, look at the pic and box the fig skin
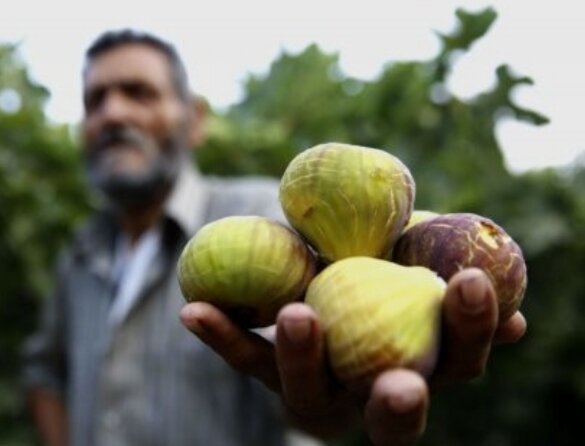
[279,142,415,264]
[393,213,527,321]
[305,257,445,396]
[177,216,316,328]
[403,210,440,232]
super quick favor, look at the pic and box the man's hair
[84,29,191,102]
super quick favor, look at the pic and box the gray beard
[84,126,187,210]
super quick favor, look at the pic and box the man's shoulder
[203,175,285,222]
[206,174,280,194]
[63,211,115,259]
[72,210,114,239]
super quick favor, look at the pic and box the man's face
[82,43,191,208]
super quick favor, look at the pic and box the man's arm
[22,255,70,446]
[26,389,67,446]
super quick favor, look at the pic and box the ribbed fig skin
[393,213,527,321]
[177,216,316,328]
[403,210,440,232]
[305,257,445,395]
[279,143,415,263]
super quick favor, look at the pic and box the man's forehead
[83,43,173,88]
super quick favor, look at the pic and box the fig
[403,210,440,232]
[393,213,527,321]
[177,216,316,328]
[279,142,415,263]
[305,257,445,395]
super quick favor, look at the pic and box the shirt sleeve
[21,252,69,397]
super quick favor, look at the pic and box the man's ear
[188,94,209,149]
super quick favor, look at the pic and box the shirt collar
[164,162,209,236]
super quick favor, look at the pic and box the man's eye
[84,90,104,112]
[125,84,156,101]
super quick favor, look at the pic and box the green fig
[279,143,415,263]
[177,216,316,328]
[305,257,445,395]
[403,210,440,232]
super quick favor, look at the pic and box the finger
[275,303,334,416]
[180,302,281,391]
[493,311,527,345]
[432,268,498,387]
[364,369,429,446]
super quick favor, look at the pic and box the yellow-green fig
[177,216,316,328]
[393,213,527,321]
[403,210,440,232]
[305,257,445,395]
[279,143,415,263]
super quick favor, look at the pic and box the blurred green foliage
[0,44,90,444]
[1,6,584,445]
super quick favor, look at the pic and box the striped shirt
[22,165,295,446]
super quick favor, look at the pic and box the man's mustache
[87,127,151,154]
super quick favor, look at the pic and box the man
[23,29,527,446]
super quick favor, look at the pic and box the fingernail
[460,274,488,313]
[281,317,312,346]
[180,305,206,337]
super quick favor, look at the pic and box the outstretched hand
[179,267,526,446]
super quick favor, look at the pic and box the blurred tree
[196,44,357,177]
[0,44,90,444]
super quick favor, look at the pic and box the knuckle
[227,348,260,374]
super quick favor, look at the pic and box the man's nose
[99,92,134,126]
